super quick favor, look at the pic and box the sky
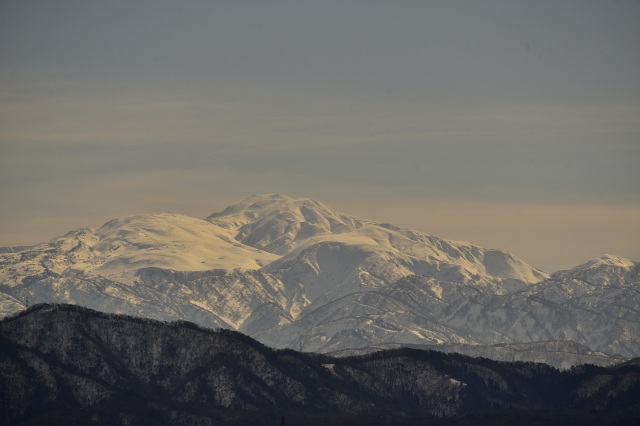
[1,0,639,272]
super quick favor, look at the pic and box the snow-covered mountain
[209,194,548,290]
[0,194,637,365]
[0,213,277,285]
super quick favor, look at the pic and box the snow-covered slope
[550,254,639,288]
[207,194,368,255]
[0,194,638,364]
[210,194,547,299]
[90,213,278,282]
[0,213,278,286]
[498,255,640,357]
[251,256,640,358]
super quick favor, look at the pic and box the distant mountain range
[2,305,639,425]
[1,194,638,368]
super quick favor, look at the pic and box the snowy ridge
[550,253,639,287]
[210,194,548,295]
[0,194,638,364]
[0,213,278,286]
[91,213,278,282]
[207,194,370,255]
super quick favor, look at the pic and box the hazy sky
[1,0,639,271]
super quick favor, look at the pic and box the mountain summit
[0,194,638,364]
[207,194,368,255]
[208,194,548,291]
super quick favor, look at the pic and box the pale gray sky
[1,0,639,271]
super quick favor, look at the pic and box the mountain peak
[597,254,635,266]
[205,195,548,288]
[246,193,292,201]
[2,195,639,362]
[206,194,367,255]
[573,254,636,271]
[551,254,638,287]
[207,194,333,219]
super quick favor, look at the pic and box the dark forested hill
[1,304,639,425]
